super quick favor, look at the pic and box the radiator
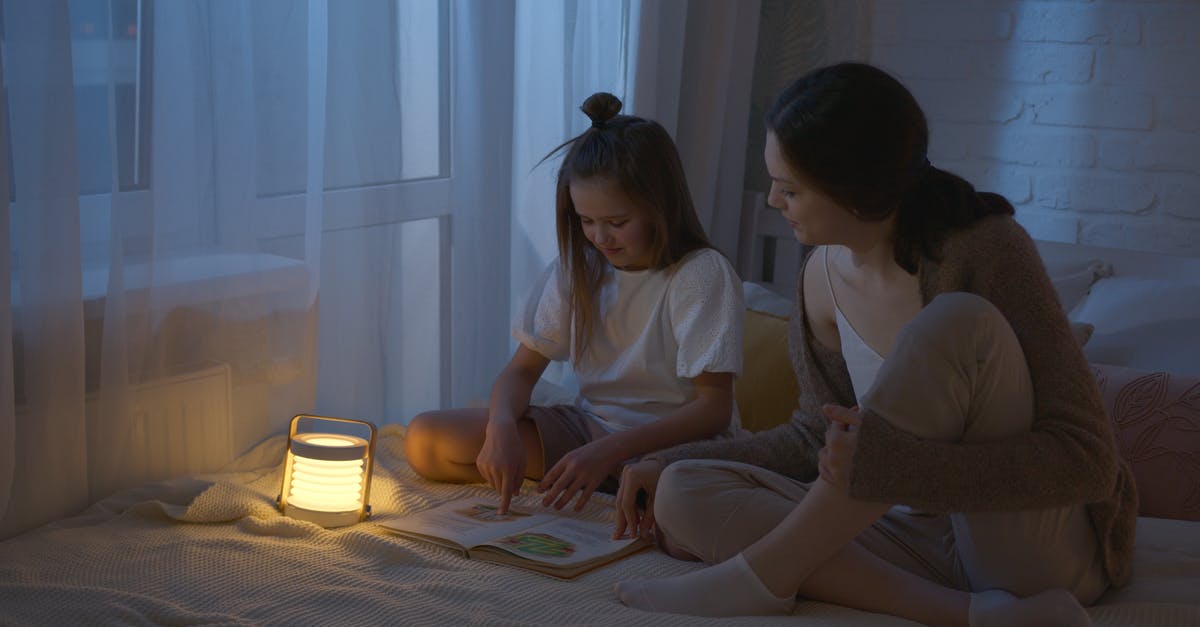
[86,361,235,479]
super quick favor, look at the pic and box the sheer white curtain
[0,0,759,540]
[2,0,90,537]
[509,0,629,387]
[1,0,321,539]
[628,0,761,265]
[0,17,12,528]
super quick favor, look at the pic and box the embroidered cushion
[1093,363,1200,521]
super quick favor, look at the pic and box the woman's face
[570,177,656,271]
[764,132,862,247]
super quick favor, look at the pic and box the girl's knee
[403,411,436,446]
[403,412,440,477]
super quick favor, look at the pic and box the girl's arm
[603,370,734,460]
[487,345,551,423]
[537,370,733,511]
[479,345,550,513]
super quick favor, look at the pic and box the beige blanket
[0,425,1196,626]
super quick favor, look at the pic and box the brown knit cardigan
[648,214,1137,586]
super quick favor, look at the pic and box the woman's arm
[850,217,1124,511]
[646,414,824,481]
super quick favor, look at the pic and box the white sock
[969,589,1091,627]
[614,553,795,617]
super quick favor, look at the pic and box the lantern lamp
[277,414,377,528]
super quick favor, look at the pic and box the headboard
[737,191,808,296]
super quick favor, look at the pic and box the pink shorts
[522,404,620,493]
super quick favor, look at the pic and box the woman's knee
[655,529,701,561]
[652,460,786,563]
[864,291,1031,442]
[904,292,1008,356]
[652,462,696,536]
[652,461,724,554]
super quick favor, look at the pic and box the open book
[379,498,652,579]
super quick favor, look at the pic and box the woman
[611,62,1136,627]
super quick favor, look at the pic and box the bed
[1,239,1198,626]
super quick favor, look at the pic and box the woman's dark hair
[548,92,712,361]
[766,62,1013,273]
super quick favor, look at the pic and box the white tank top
[824,247,884,404]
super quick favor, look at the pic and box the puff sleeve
[511,259,571,362]
[667,249,745,378]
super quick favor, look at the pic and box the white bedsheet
[0,425,1196,626]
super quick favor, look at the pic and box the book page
[476,516,641,567]
[380,499,557,549]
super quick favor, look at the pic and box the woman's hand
[537,438,620,512]
[614,458,664,540]
[819,404,861,492]
[476,420,525,514]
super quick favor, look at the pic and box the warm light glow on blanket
[278,416,377,528]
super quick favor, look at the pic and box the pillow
[736,309,799,433]
[1071,278,1200,375]
[1085,319,1200,377]
[1069,321,1095,347]
[1071,278,1200,334]
[1047,258,1113,313]
[1092,363,1200,521]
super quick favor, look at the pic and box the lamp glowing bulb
[278,416,376,528]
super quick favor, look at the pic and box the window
[3,0,153,198]
[253,0,453,242]
[1,1,153,265]
[244,0,455,419]
[68,0,152,195]
[253,0,450,198]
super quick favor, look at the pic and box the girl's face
[764,132,862,247]
[569,177,656,271]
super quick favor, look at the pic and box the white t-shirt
[513,248,745,434]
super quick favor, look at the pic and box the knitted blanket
[0,425,1195,626]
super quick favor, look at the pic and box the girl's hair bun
[581,92,622,126]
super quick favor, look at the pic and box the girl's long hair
[766,62,1013,273]
[548,92,712,362]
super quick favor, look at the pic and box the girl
[404,92,745,520]
[613,63,1136,627]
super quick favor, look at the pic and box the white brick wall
[870,0,1200,257]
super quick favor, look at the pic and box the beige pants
[655,293,1108,603]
